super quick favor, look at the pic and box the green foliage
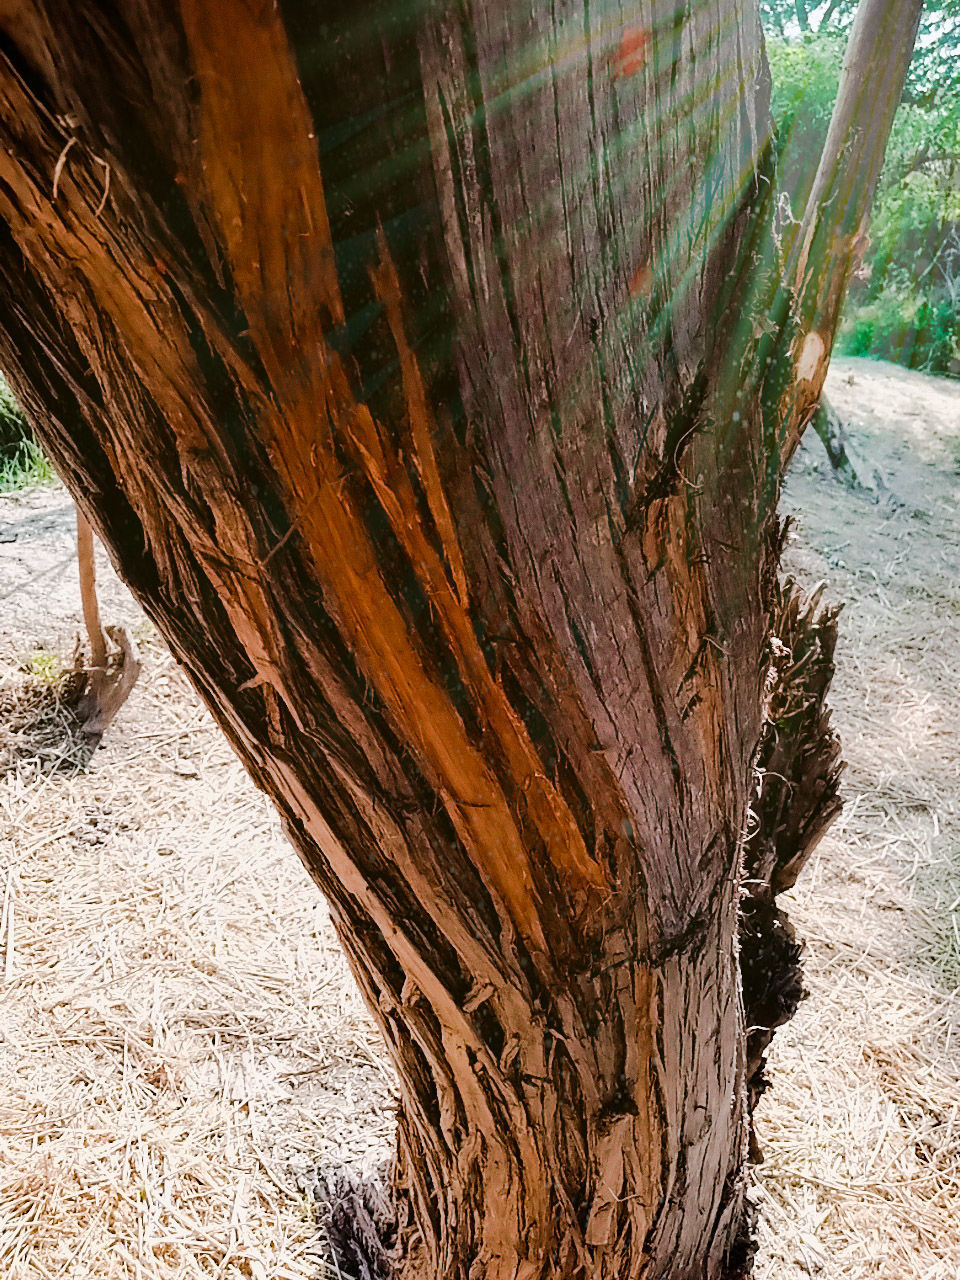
[0,437,57,493]
[767,35,843,213]
[0,372,29,456]
[764,12,960,377]
[839,275,959,371]
[0,373,56,491]
[761,0,960,109]
[23,649,65,684]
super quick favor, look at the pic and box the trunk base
[314,1167,758,1280]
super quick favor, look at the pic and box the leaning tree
[0,1,921,1276]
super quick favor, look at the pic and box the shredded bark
[0,0,920,1273]
[318,1168,400,1280]
[742,563,844,1156]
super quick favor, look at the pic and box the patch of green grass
[0,373,56,492]
[1,372,29,452]
[23,649,65,683]
[0,438,57,493]
[0,373,22,424]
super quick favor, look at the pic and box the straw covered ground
[0,356,958,1278]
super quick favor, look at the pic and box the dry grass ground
[0,356,958,1278]
[0,499,393,1277]
[754,359,960,1278]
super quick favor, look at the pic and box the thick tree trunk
[0,2,919,1276]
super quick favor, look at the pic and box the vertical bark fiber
[0,1,919,1276]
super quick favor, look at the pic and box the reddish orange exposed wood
[176,0,614,959]
[610,27,651,79]
[628,262,653,299]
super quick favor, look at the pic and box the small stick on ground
[1,868,13,985]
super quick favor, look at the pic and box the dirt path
[0,357,958,1278]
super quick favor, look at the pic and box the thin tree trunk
[0,2,920,1276]
[811,394,870,490]
[74,504,141,746]
[76,507,107,669]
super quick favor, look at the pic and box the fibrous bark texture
[0,1,920,1277]
[741,567,844,1154]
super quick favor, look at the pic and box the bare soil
[0,356,958,1278]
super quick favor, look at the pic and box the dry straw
[0,655,396,1278]
[754,360,960,1279]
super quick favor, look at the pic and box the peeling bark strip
[742,570,844,1156]
[0,1,920,1276]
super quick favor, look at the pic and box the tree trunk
[0,2,920,1276]
[811,394,887,498]
[75,506,142,747]
[811,395,862,488]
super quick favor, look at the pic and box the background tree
[0,2,921,1277]
[767,1,960,375]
